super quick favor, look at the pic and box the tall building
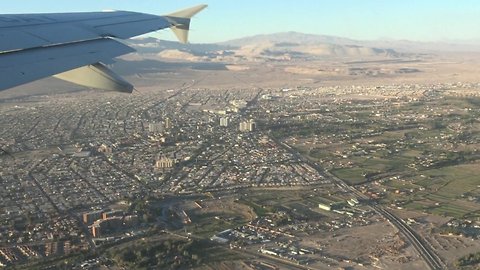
[156,157,174,169]
[149,122,163,133]
[164,118,171,129]
[249,120,256,131]
[91,224,101,238]
[82,210,103,225]
[102,210,123,220]
[91,217,123,238]
[220,117,229,127]
[239,121,249,132]
[239,119,256,132]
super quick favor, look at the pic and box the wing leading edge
[0,4,207,92]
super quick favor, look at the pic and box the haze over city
[1,1,480,270]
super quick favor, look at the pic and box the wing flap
[54,63,134,93]
[0,38,133,91]
[0,25,101,53]
[22,24,100,45]
[0,30,47,53]
[94,16,171,39]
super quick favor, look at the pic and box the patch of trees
[466,97,480,107]
[128,196,162,223]
[113,239,205,269]
[428,151,480,169]
[457,252,480,267]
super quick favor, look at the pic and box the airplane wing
[0,4,207,93]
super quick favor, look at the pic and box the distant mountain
[129,32,403,62]
[127,37,232,56]
[223,32,480,53]
[229,40,399,60]
[362,39,480,53]
[125,32,480,65]
[222,31,359,47]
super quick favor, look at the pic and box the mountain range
[2,32,479,99]
[126,32,480,64]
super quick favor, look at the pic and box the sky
[3,0,480,43]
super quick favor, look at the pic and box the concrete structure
[220,117,229,127]
[82,210,103,225]
[91,217,123,238]
[91,224,101,238]
[102,210,123,220]
[318,203,332,211]
[239,119,256,132]
[97,144,112,154]
[149,122,164,133]
[156,157,174,169]
[164,118,171,129]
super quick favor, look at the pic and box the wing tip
[166,4,207,44]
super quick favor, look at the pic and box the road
[273,138,446,270]
[374,206,445,270]
[323,169,446,270]
[165,230,314,270]
[28,162,97,251]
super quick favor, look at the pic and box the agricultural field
[283,94,480,220]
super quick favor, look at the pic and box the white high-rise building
[156,157,174,169]
[164,118,171,129]
[248,120,256,132]
[239,119,256,132]
[220,117,229,127]
[239,121,248,132]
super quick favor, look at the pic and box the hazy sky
[3,0,480,43]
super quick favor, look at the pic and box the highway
[274,138,446,270]
[373,206,445,270]
[323,170,446,270]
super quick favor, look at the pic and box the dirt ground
[299,221,426,269]
[389,208,480,268]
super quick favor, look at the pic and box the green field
[331,167,373,185]
[402,164,480,218]
[285,96,480,219]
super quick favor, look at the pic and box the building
[164,118,171,129]
[220,117,229,127]
[249,120,256,131]
[73,151,91,158]
[239,121,249,132]
[230,100,247,109]
[91,224,101,238]
[97,144,112,154]
[102,210,123,220]
[319,202,344,212]
[149,122,164,133]
[347,198,360,206]
[239,119,256,132]
[91,217,123,238]
[318,203,332,211]
[58,145,82,155]
[156,157,174,169]
[82,210,103,225]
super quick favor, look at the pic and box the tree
[122,249,137,263]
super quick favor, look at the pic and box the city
[1,82,479,269]
[3,1,480,269]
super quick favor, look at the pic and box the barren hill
[129,32,402,62]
